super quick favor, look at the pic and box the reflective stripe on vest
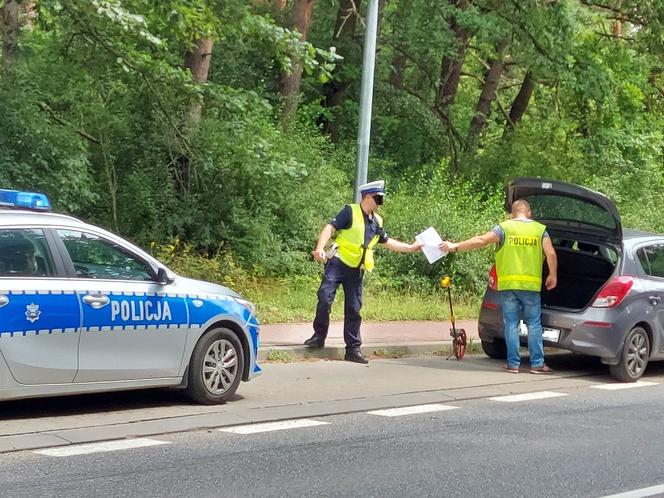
[335,204,383,272]
[495,219,546,291]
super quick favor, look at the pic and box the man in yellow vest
[440,199,558,374]
[305,180,422,364]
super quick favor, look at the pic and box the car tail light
[592,277,634,308]
[488,265,498,290]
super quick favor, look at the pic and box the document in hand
[415,227,447,264]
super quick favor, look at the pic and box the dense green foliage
[2,0,664,305]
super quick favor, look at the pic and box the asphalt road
[3,379,664,497]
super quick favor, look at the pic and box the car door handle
[82,294,110,309]
[649,295,661,305]
[0,295,8,309]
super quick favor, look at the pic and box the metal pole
[353,0,379,203]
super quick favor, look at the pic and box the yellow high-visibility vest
[495,219,546,291]
[335,204,383,272]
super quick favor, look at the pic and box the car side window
[57,230,153,281]
[637,245,664,278]
[0,228,55,277]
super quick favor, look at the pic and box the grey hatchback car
[479,178,664,381]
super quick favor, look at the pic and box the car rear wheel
[186,327,244,404]
[609,326,650,382]
[482,339,507,359]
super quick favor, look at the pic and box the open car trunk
[505,178,623,311]
[541,243,617,311]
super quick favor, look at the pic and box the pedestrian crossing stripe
[219,419,329,434]
[367,404,459,417]
[590,381,658,390]
[489,391,568,402]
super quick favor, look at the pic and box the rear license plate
[518,320,560,342]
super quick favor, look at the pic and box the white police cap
[359,179,385,196]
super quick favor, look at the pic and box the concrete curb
[257,341,472,361]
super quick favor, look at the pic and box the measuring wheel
[450,328,467,360]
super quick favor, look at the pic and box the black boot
[304,335,325,348]
[344,349,369,364]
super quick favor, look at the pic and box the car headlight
[234,297,256,315]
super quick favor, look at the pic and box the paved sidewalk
[259,320,480,360]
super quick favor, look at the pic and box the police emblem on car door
[25,302,41,323]
[55,230,189,382]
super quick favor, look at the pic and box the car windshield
[525,194,617,230]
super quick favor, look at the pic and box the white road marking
[367,404,459,417]
[219,419,329,434]
[591,381,659,390]
[35,438,170,457]
[598,484,664,497]
[489,391,568,402]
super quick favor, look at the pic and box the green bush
[374,170,505,295]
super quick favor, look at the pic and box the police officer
[304,180,422,364]
[440,199,558,374]
[4,234,38,276]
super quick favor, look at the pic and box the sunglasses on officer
[373,194,384,206]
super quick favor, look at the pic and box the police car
[0,189,261,404]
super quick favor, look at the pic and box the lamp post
[353,0,379,202]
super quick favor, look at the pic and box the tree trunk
[611,0,622,36]
[507,70,534,127]
[468,38,510,143]
[184,37,214,128]
[279,0,315,126]
[321,0,362,139]
[21,0,36,30]
[389,51,407,89]
[435,0,470,113]
[174,37,213,196]
[185,37,214,84]
[377,0,386,36]
[333,0,360,39]
[2,0,20,67]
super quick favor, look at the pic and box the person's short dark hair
[512,199,531,214]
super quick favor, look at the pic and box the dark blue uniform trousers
[312,257,363,351]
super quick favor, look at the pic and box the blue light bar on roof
[0,189,52,211]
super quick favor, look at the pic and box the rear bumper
[478,292,626,363]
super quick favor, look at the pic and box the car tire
[609,326,650,382]
[481,339,507,359]
[186,327,245,405]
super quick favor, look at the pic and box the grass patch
[239,277,482,324]
[432,337,483,357]
[160,248,483,325]
[264,350,295,362]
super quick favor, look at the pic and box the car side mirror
[155,267,174,285]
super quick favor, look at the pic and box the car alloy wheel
[203,339,239,395]
[610,326,650,382]
[625,330,648,378]
[186,327,245,404]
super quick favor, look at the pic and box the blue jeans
[500,290,545,369]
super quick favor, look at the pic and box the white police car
[0,189,261,404]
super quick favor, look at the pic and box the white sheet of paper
[415,226,447,264]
